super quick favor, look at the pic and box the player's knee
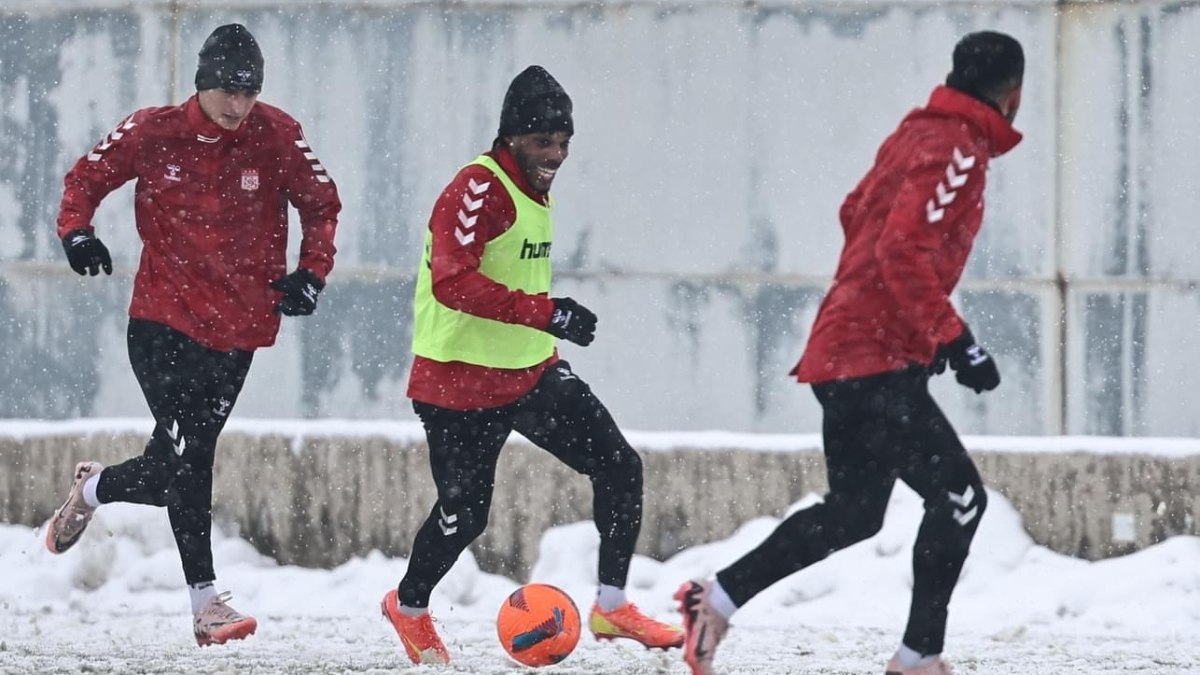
[933,481,987,530]
[968,482,989,522]
[843,508,888,544]
[826,492,888,544]
[442,502,488,542]
[586,443,642,482]
[624,448,644,480]
[463,515,488,541]
[166,458,213,493]
[610,448,644,495]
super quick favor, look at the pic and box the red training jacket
[793,85,1022,383]
[57,95,340,352]
[406,146,558,410]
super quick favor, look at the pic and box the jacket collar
[184,94,246,144]
[926,85,1023,157]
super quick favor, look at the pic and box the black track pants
[715,367,986,655]
[398,360,644,608]
[96,319,253,585]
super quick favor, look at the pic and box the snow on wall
[4,420,1198,575]
[1,2,1198,436]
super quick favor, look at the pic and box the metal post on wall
[1053,2,1068,435]
[168,1,182,104]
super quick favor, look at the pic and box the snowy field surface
[2,485,1199,674]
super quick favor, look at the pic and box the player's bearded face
[507,131,571,194]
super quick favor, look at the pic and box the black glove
[934,326,1001,393]
[545,297,597,346]
[270,268,324,316]
[62,229,112,276]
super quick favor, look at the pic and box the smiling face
[197,88,259,130]
[506,131,571,194]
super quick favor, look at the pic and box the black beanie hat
[497,66,573,138]
[945,31,1024,98]
[195,24,264,93]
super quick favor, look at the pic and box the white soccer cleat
[44,461,103,554]
[675,579,730,675]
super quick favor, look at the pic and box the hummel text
[520,239,551,260]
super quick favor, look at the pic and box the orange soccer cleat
[380,589,451,664]
[589,601,684,650]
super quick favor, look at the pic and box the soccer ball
[496,583,581,667]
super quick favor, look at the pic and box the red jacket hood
[923,85,1023,158]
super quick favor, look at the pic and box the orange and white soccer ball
[496,583,581,667]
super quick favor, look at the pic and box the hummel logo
[948,485,978,526]
[965,344,989,367]
[925,146,977,224]
[295,137,331,183]
[520,239,551,260]
[926,200,945,223]
[437,505,458,536]
[167,419,187,456]
[935,181,956,207]
[948,485,975,507]
[952,147,977,171]
[944,164,969,189]
[454,180,487,247]
[468,178,490,195]
[551,308,573,330]
[88,116,137,161]
[461,193,483,212]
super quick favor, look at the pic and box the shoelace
[410,613,442,636]
[202,592,247,625]
[65,499,93,518]
[402,613,447,659]
[610,604,664,632]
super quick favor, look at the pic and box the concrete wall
[4,427,1196,577]
[2,1,1199,437]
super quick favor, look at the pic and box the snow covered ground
[3,485,1199,674]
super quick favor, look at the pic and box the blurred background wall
[1,0,1197,436]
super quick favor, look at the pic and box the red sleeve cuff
[937,316,966,345]
[533,296,556,330]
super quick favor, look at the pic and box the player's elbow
[430,277,473,312]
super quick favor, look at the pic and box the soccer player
[44,23,340,646]
[380,65,683,664]
[676,31,1025,675]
